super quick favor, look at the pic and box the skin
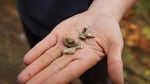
[18,0,136,84]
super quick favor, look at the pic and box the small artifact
[62,38,78,48]
[81,27,87,33]
[63,47,77,54]
[79,33,86,39]
[62,27,95,55]
[62,37,83,54]
[76,43,83,49]
[84,32,95,38]
[79,27,95,39]
[63,44,83,54]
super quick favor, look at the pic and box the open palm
[18,11,124,84]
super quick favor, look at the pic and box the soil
[0,0,150,84]
[0,0,29,83]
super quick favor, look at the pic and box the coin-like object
[62,38,78,48]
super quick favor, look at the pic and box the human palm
[18,11,124,84]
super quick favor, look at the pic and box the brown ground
[0,0,150,84]
[0,0,29,84]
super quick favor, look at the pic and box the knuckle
[45,51,54,59]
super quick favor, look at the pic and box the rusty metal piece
[63,43,83,54]
[62,37,83,54]
[82,27,87,33]
[84,31,95,38]
[63,47,77,54]
[79,27,95,39]
[62,38,78,48]
[79,33,86,39]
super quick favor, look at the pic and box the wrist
[84,9,120,25]
[86,9,120,23]
[88,0,136,22]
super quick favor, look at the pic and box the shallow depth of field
[0,0,150,84]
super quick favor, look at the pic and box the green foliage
[142,26,150,40]
[144,69,150,76]
[135,0,150,14]
[124,70,128,78]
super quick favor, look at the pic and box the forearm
[88,0,136,21]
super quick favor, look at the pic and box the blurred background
[0,0,150,84]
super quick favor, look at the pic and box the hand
[18,11,124,84]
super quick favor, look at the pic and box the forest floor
[0,0,150,84]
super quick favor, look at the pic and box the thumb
[107,44,124,84]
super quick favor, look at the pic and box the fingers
[27,55,75,84]
[107,44,124,84]
[18,46,62,84]
[44,60,88,84]
[24,32,57,64]
[44,52,102,84]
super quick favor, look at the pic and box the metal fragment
[79,33,86,39]
[63,43,83,54]
[76,43,83,49]
[63,47,76,54]
[79,27,95,39]
[84,32,95,38]
[82,27,87,33]
[62,38,78,48]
